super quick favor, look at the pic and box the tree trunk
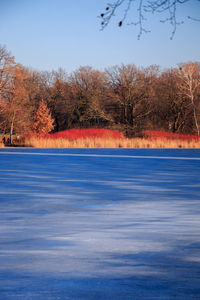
[191,95,199,136]
[192,104,200,136]
[10,110,16,145]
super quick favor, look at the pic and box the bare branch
[100,0,200,39]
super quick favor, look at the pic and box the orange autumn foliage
[32,100,54,134]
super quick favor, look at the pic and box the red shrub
[48,129,125,140]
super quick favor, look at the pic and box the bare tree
[106,64,154,134]
[153,69,189,133]
[100,0,200,39]
[0,45,16,103]
[69,66,113,127]
[48,76,74,131]
[177,62,200,135]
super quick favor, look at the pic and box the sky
[0,0,200,73]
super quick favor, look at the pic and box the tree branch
[100,0,199,39]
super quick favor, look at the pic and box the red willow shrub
[141,131,200,141]
[48,129,125,140]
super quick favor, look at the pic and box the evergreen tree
[33,100,54,134]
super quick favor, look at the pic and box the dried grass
[23,136,200,148]
[0,137,4,148]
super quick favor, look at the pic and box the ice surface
[0,148,200,299]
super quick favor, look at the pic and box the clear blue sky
[1,0,200,73]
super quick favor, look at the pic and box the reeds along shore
[22,136,200,148]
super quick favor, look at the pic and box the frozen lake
[0,148,200,299]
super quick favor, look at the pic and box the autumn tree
[7,67,33,142]
[33,100,54,134]
[0,46,34,142]
[0,45,17,135]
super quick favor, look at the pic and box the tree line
[0,44,200,139]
